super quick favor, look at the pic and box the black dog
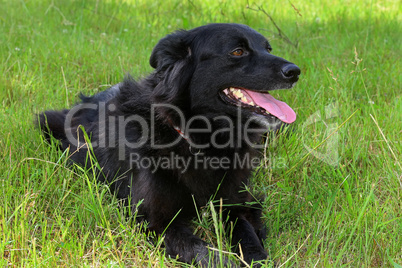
[38,23,300,266]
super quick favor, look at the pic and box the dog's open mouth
[221,87,296,124]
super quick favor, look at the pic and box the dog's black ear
[149,30,194,126]
[150,30,191,70]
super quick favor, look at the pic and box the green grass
[1,0,401,266]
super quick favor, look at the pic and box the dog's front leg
[230,217,268,267]
[164,223,231,267]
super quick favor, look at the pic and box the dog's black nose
[281,63,301,80]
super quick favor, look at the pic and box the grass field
[1,0,401,267]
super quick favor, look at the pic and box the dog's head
[150,23,300,131]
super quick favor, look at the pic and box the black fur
[37,23,300,266]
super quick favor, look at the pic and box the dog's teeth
[223,89,229,94]
[237,92,244,98]
[226,88,257,107]
[232,89,243,99]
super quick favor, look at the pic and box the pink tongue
[244,89,296,124]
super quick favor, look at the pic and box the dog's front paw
[196,247,236,268]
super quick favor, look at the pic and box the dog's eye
[231,49,244,56]
[267,47,272,53]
